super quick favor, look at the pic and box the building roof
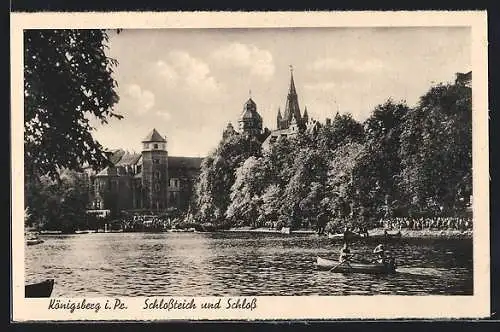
[168,156,204,169]
[115,151,141,166]
[106,149,126,165]
[240,98,262,119]
[142,128,167,143]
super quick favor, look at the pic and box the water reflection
[25,232,473,297]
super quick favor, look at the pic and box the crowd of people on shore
[379,216,473,231]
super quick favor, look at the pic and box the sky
[90,27,471,157]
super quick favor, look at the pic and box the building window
[155,183,161,192]
[143,143,149,150]
[155,171,161,179]
[154,143,158,149]
[137,165,142,174]
[170,178,179,188]
[153,159,160,164]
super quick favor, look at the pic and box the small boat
[26,233,44,246]
[25,279,54,298]
[316,256,397,274]
[383,230,402,239]
[39,230,62,235]
[75,230,90,234]
[365,230,403,242]
[327,231,365,240]
[280,227,291,234]
[26,238,44,246]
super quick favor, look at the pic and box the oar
[328,256,355,272]
[328,261,346,272]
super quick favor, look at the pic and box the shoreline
[32,227,473,240]
[225,227,473,239]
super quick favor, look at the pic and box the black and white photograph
[12,11,489,320]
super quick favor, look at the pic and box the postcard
[11,10,489,321]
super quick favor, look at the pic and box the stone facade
[87,129,202,214]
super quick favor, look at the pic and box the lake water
[25,232,473,297]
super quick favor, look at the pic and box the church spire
[289,65,297,95]
[303,106,309,124]
[283,65,301,128]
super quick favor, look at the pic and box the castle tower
[141,128,168,211]
[238,97,263,136]
[223,122,237,140]
[283,66,302,129]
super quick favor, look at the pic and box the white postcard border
[10,11,490,321]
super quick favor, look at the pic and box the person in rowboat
[373,244,386,264]
[339,242,352,263]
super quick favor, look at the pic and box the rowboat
[26,233,44,246]
[26,238,44,246]
[25,279,54,298]
[316,256,397,274]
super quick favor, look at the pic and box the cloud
[309,57,386,73]
[123,84,155,114]
[156,61,179,83]
[155,110,171,121]
[155,51,222,95]
[211,42,275,80]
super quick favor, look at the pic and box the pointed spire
[303,106,309,124]
[277,107,282,119]
[289,65,297,95]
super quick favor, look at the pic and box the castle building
[222,94,270,143]
[238,97,263,136]
[88,128,202,214]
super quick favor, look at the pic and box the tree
[399,81,472,215]
[25,169,91,232]
[280,148,328,229]
[194,134,262,225]
[353,100,409,220]
[260,184,282,226]
[326,141,364,223]
[24,29,121,180]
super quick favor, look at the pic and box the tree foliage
[194,134,262,226]
[25,170,91,232]
[24,29,121,180]
[192,75,472,230]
